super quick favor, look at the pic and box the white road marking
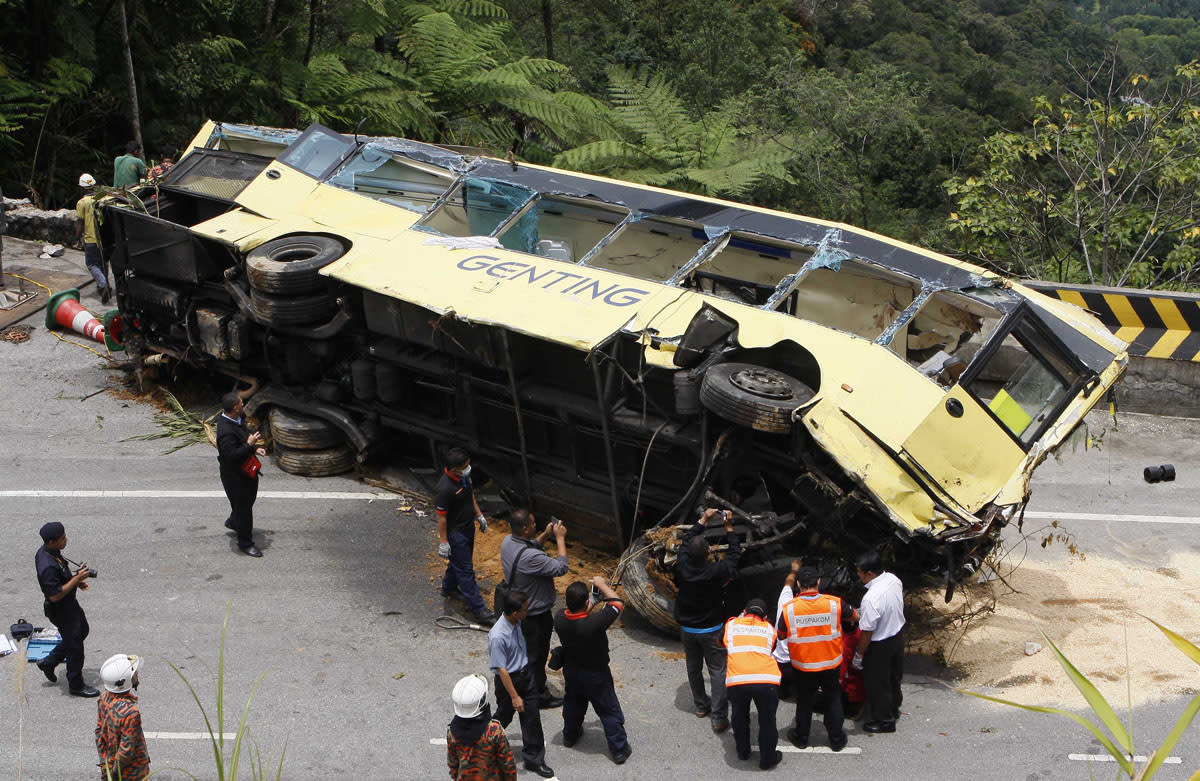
[1023,510,1200,526]
[1068,753,1181,764]
[144,731,237,740]
[780,745,862,755]
[0,490,393,500]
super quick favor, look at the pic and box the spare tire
[250,288,334,326]
[246,235,347,295]
[268,407,344,450]
[273,443,355,477]
[619,536,679,635]
[699,362,814,434]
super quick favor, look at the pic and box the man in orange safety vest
[722,598,782,770]
[777,566,857,752]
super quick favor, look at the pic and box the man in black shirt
[674,507,742,733]
[33,521,100,696]
[436,447,492,624]
[216,392,265,557]
[553,576,630,765]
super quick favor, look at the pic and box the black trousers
[728,683,779,766]
[864,631,904,724]
[42,601,89,690]
[521,610,554,700]
[494,666,545,765]
[220,467,258,549]
[562,665,628,755]
[793,667,845,746]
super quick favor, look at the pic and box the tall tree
[946,57,1200,287]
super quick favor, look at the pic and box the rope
[434,615,491,632]
[6,273,51,295]
[0,324,34,344]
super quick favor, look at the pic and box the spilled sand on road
[912,551,1200,708]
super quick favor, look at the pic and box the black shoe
[760,749,783,770]
[711,718,730,734]
[240,545,263,558]
[70,685,100,697]
[863,720,895,733]
[830,734,848,752]
[224,518,236,531]
[612,746,631,765]
[470,611,495,627]
[539,696,564,709]
[562,731,578,748]
[694,706,711,718]
[440,588,456,598]
[737,750,750,761]
[524,762,555,778]
[100,287,112,305]
[786,727,807,749]
[36,659,57,683]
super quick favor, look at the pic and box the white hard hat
[79,173,96,188]
[100,654,141,693]
[451,674,488,718]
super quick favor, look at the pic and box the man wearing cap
[33,521,99,697]
[723,598,782,770]
[96,653,149,780]
[75,174,111,304]
[777,566,856,751]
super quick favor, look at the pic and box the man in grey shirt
[500,509,569,708]
[488,589,553,778]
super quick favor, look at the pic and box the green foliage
[958,617,1200,779]
[946,59,1200,286]
[553,67,794,199]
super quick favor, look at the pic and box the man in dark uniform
[554,575,630,764]
[436,447,492,624]
[217,392,265,557]
[34,521,100,697]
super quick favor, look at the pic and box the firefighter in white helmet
[446,673,516,781]
[95,654,149,780]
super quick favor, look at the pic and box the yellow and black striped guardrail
[1027,281,1200,362]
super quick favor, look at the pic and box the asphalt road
[1,307,1197,780]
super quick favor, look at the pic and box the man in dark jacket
[216,392,264,557]
[674,507,742,733]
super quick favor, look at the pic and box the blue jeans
[562,665,628,756]
[681,627,727,721]
[441,524,486,614]
[84,243,108,292]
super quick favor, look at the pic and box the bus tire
[699,362,814,434]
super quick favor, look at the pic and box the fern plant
[554,66,795,199]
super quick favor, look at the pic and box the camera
[77,564,98,579]
[589,584,602,604]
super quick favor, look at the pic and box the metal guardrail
[1027,281,1200,362]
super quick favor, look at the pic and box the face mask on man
[460,465,472,478]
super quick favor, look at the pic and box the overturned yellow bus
[103,121,1127,631]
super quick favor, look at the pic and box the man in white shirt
[852,551,905,733]
[772,560,802,699]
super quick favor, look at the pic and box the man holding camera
[500,509,569,709]
[33,521,100,697]
[553,575,630,764]
[674,507,742,733]
[216,392,265,557]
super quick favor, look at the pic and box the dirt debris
[915,551,1200,708]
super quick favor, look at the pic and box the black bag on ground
[10,618,34,640]
[493,545,530,620]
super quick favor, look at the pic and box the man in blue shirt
[488,589,552,778]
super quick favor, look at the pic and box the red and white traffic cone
[45,288,107,344]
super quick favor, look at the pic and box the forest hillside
[3,0,1200,287]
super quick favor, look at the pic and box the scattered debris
[121,388,216,453]
[39,243,65,258]
[392,672,406,680]
[0,324,34,344]
[1024,642,1043,656]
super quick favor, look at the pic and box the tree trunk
[541,0,554,60]
[118,0,143,151]
[303,0,320,66]
[264,0,277,37]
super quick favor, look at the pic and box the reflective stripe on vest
[723,615,781,687]
[784,593,843,672]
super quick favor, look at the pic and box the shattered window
[963,316,1082,445]
[417,178,532,239]
[327,143,453,213]
[494,195,628,261]
[886,289,991,375]
[784,260,920,340]
[276,124,354,179]
[584,216,708,282]
[683,233,811,306]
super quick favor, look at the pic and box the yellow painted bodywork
[172,125,1129,539]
